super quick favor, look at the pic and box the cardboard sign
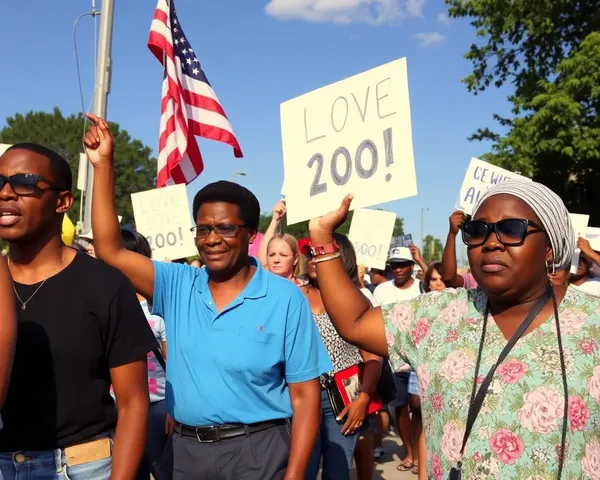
[457,158,531,214]
[280,58,417,225]
[131,185,197,261]
[0,144,11,156]
[348,209,397,269]
[391,234,413,248]
[587,227,600,251]
[570,213,590,274]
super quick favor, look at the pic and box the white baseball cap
[387,246,414,264]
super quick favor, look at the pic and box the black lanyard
[449,286,568,480]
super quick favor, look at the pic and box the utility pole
[82,0,115,234]
[420,207,429,250]
[232,171,247,183]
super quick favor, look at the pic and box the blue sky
[0,0,512,256]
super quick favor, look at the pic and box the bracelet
[312,252,341,264]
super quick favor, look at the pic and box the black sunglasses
[461,218,545,247]
[0,173,67,196]
[190,224,247,239]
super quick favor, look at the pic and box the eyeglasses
[190,224,247,239]
[0,173,66,195]
[461,218,545,247]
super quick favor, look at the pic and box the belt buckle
[195,426,220,443]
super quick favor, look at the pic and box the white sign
[131,185,197,261]
[570,213,590,274]
[0,144,11,156]
[587,227,600,251]
[348,209,397,269]
[457,158,531,214]
[280,58,417,225]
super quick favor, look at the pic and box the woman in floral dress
[307,180,600,480]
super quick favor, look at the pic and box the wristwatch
[308,240,340,257]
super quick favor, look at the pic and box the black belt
[176,418,287,443]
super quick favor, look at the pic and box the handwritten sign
[131,185,197,261]
[280,58,417,225]
[587,227,600,251]
[0,144,11,156]
[457,158,531,214]
[570,213,590,274]
[348,209,397,269]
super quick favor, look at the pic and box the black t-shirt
[0,253,157,451]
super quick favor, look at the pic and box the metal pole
[231,171,247,183]
[82,0,115,234]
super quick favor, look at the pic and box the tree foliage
[259,210,404,239]
[0,108,157,223]
[480,32,600,222]
[422,234,444,264]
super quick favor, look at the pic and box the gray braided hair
[473,179,576,272]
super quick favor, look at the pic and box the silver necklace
[13,280,47,311]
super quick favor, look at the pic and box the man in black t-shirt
[0,144,157,479]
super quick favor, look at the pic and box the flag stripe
[148,0,243,188]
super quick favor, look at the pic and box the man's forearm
[91,162,123,260]
[111,401,148,480]
[286,384,321,479]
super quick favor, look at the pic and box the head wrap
[473,179,575,272]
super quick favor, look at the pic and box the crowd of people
[0,113,598,480]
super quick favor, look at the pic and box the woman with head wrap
[305,179,600,479]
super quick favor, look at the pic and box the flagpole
[82,0,115,234]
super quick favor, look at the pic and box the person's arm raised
[441,211,465,288]
[83,113,155,300]
[308,196,388,357]
[257,199,286,268]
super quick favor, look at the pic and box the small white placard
[457,158,531,214]
[587,227,600,251]
[280,58,417,225]
[131,185,197,261]
[570,213,590,274]
[348,209,397,269]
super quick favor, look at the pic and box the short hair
[121,228,153,259]
[192,181,260,228]
[424,262,443,293]
[334,233,359,287]
[5,143,73,191]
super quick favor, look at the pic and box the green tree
[422,234,444,264]
[258,210,404,239]
[0,108,157,224]
[479,32,600,223]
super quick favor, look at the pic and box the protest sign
[0,144,11,156]
[457,158,531,214]
[570,213,590,274]
[280,58,417,225]
[348,209,397,269]
[391,234,413,248]
[587,227,600,251]
[131,184,197,261]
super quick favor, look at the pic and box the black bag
[376,360,397,405]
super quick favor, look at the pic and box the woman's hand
[337,392,370,436]
[272,199,287,222]
[308,195,353,244]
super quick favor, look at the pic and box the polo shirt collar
[194,257,268,300]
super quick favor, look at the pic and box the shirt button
[15,453,26,463]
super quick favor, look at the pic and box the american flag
[148,0,243,187]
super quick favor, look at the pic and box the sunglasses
[190,224,247,239]
[461,218,545,247]
[0,173,67,195]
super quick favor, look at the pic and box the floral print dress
[382,287,600,480]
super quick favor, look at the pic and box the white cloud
[436,13,451,26]
[414,32,445,46]
[264,0,426,25]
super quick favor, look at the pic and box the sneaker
[374,447,385,459]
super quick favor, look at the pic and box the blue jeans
[305,391,358,480]
[0,447,111,479]
[137,400,170,480]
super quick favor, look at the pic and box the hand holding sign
[282,58,417,225]
[309,194,354,245]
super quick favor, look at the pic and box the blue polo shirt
[152,258,332,426]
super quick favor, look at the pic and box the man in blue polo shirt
[83,114,332,480]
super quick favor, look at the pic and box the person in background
[423,262,446,292]
[258,200,308,286]
[367,268,388,294]
[84,114,331,480]
[121,229,170,480]
[0,143,156,479]
[371,245,423,473]
[441,211,479,288]
[70,238,89,255]
[308,180,600,479]
[549,268,570,287]
[188,259,202,268]
[572,237,600,296]
[0,255,16,424]
[302,233,382,480]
